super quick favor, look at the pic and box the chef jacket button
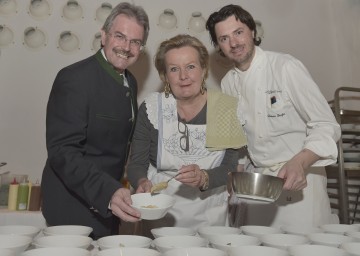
[126,92,130,97]
[259,134,263,138]
[257,111,262,114]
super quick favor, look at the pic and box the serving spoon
[150,172,180,195]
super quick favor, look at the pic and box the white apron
[229,159,339,228]
[142,93,229,234]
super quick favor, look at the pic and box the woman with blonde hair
[127,34,246,235]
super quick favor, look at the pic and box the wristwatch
[200,169,209,191]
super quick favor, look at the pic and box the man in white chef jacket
[206,4,341,227]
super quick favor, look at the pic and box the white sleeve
[283,57,341,165]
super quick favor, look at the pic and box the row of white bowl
[153,223,360,238]
[2,243,358,256]
[1,224,360,255]
[0,224,93,238]
[0,225,93,255]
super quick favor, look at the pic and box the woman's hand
[176,164,205,188]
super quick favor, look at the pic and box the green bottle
[16,179,29,211]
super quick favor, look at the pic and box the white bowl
[281,225,323,236]
[346,231,360,242]
[340,242,360,256]
[289,244,348,256]
[227,245,289,256]
[321,224,359,235]
[33,235,93,249]
[344,162,360,169]
[151,227,196,238]
[42,225,93,236]
[308,233,355,247]
[240,225,282,238]
[97,235,152,250]
[0,234,32,254]
[20,247,91,256]
[342,143,354,149]
[343,152,360,161]
[341,123,355,130]
[96,247,161,256]
[0,225,41,238]
[197,226,241,240]
[131,193,175,220]
[0,249,15,256]
[163,247,227,256]
[260,233,309,250]
[153,235,208,252]
[209,234,261,251]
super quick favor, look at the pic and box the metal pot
[228,172,284,202]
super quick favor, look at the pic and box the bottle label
[18,203,27,210]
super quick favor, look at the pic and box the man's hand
[277,149,320,191]
[277,159,307,190]
[110,188,141,222]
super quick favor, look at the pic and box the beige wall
[0,0,359,181]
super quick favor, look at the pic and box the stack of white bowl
[21,225,93,256]
[0,225,40,255]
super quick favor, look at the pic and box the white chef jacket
[222,46,341,228]
[221,46,341,167]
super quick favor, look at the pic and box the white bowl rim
[209,234,261,246]
[153,235,208,248]
[151,227,196,236]
[97,234,153,248]
[163,246,227,255]
[289,244,348,254]
[42,225,93,235]
[0,225,41,236]
[241,225,283,233]
[33,235,92,248]
[20,247,91,256]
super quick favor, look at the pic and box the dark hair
[206,4,261,48]
[102,2,150,44]
[154,34,209,83]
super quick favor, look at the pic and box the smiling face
[164,46,205,101]
[101,14,144,73]
[215,15,255,71]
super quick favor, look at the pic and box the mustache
[113,48,134,58]
[230,44,242,51]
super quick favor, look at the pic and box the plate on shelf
[341,124,355,130]
[344,162,360,169]
[342,134,356,139]
[344,152,360,161]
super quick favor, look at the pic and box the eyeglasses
[178,120,189,152]
[107,32,143,50]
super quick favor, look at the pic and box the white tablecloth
[0,207,47,228]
